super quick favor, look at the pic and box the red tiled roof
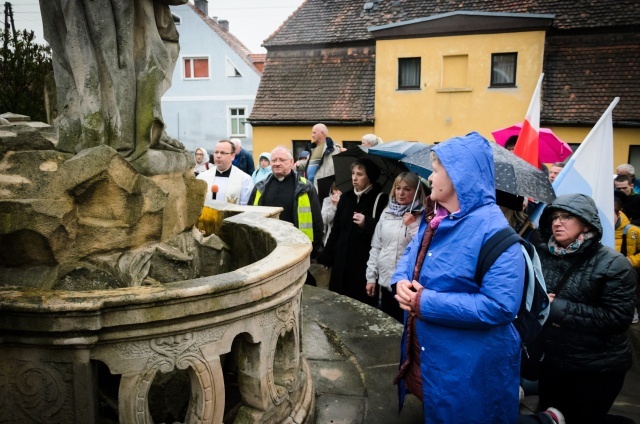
[249,54,267,72]
[187,3,262,75]
[542,31,640,126]
[254,0,640,126]
[250,47,375,123]
[265,0,640,47]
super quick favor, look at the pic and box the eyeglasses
[551,213,574,224]
[195,153,204,156]
[213,151,232,156]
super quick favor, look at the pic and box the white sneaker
[633,308,639,324]
[543,407,566,424]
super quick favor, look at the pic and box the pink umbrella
[492,123,572,163]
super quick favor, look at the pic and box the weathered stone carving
[40,0,192,175]
[0,361,70,423]
[0,211,315,423]
[0,127,213,288]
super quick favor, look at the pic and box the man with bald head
[305,123,342,198]
[249,146,323,284]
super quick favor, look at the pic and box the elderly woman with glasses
[535,193,636,423]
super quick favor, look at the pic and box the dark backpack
[475,226,550,380]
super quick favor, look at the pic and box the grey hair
[271,145,293,159]
[362,134,383,146]
[313,123,328,136]
[617,163,635,175]
[230,138,242,148]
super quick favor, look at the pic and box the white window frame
[228,106,248,137]
[225,57,243,77]
[182,55,211,80]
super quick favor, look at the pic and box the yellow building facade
[373,30,638,170]
[253,14,638,172]
[251,126,374,159]
[374,31,546,144]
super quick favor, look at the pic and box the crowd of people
[191,126,637,424]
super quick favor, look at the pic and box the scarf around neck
[548,231,596,256]
[354,184,373,203]
[386,197,422,216]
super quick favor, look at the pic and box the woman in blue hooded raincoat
[393,132,525,423]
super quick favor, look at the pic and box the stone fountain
[0,1,315,423]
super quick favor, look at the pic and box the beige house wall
[374,31,546,144]
[252,31,639,171]
[251,125,374,159]
[373,31,640,172]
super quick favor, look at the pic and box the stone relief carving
[266,299,301,406]
[111,326,228,361]
[0,361,69,423]
[40,0,192,175]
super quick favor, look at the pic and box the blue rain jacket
[392,132,524,423]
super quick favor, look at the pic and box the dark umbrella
[368,140,430,160]
[328,145,409,194]
[400,142,556,204]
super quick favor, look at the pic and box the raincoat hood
[539,193,603,243]
[431,132,496,215]
[258,152,271,168]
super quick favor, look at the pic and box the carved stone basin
[0,210,315,424]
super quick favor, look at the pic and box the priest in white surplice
[197,140,254,205]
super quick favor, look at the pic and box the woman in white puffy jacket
[366,172,425,322]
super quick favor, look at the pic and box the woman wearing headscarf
[366,172,425,322]
[393,132,525,423]
[193,147,211,176]
[317,157,387,307]
[535,193,636,423]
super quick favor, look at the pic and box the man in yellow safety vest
[249,146,324,285]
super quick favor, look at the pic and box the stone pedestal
[0,212,315,424]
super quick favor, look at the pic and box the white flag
[552,97,619,248]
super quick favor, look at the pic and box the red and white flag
[513,73,544,169]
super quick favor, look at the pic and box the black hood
[539,193,603,243]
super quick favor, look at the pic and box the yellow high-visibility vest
[253,177,314,241]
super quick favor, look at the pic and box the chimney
[195,0,208,16]
[219,19,229,31]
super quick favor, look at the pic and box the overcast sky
[10,0,304,53]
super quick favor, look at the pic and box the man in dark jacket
[615,174,640,223]
[249,146,323,285]
[231,138,255,176]
[536,193,637,423]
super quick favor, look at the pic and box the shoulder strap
[373,192,384,219]
[475,227,521,285]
